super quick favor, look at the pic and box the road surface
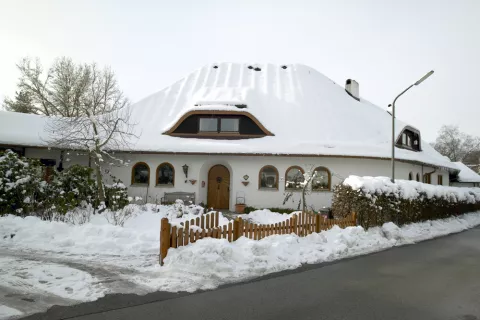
[21,226,480,320]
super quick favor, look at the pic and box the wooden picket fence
[159,211,357,265]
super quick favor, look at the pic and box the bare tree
[432,125,480,162]
[4,57,91,116]
[46,63,138,203]
[283,165,317,212]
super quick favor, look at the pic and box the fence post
[233,217,240,241]
[315,214,321,233]
[160,218,171,266]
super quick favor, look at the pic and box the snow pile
[148,212,480,292]
[242,209,297,224]
[344,175,480,202]
[0,204,225,257]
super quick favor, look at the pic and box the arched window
[131,162,150,185]
[312,167,331,191]
[408,172,413,181]
[156,163,175,186]
[285,166,305,190]
[416,173,420,182]
[259,165,279,190]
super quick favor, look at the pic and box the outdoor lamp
[182,164,189,178]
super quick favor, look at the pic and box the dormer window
[199,117,240,133]
[165,110,274,139]
[396,127,421,151]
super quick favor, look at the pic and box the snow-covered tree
[46,64,137,203]
[432,125,480,162]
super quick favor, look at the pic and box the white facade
[22,147,449,211]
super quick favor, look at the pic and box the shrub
[0,150,46,216]
[0,149,130,219]
[332,176,480,228]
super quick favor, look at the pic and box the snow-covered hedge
[332,176,480,228]
[0,150,130,219]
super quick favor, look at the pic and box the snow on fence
[159,211,357,265]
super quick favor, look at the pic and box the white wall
[105,153,447,211]
[21,148,451,211]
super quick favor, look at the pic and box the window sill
[131,183,149,187]
[258,187,278,191]
[155,184,175,188]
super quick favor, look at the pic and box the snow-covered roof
[0,63,455,170]
[453,162,480,183]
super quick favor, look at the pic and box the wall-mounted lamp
[182,164,189,179]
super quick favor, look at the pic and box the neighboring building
[451,162,480,187]
[0,63,458,211]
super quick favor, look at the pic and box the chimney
[345,79,360,101]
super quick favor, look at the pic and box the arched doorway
[207,165,230,209]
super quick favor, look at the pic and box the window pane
[199,118,218,132]
[134,164,149,184]
[286,167,304,189]
[402,133,407,145]
[312,168,329,190]
[157,164,174,185]
[260,166,277,189]
[220,118,239,132]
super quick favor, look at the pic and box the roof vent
[247,66,253,70]
[345,79,360,101]
[213,65,218,69]
[281,65,287,69]
[253,67,261,71]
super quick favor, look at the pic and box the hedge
[331,176,480,228]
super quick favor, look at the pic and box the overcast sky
[1,0,479,141]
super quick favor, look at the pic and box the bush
[0,150,46,216]
[332,176,480,228]
[0,150,130,219]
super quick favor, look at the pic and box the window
[156,163,174,186]
[396,128,421,151]
[132,162,150,185]
[416,173,420,182]
[408,172,413,181]
[199,118,218,132]
[220,118,239,132]
[437,175,443,185]
[285,166,305,190]
[259,165,279,189]
[423,174,431,184]
[312,167,331,191]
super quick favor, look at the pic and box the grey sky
[1,0,479,142]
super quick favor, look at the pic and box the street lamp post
[390,70,434,183]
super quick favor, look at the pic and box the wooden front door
[207,165,230,209]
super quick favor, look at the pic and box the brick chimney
[345,79,360,101]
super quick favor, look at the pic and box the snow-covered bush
[0,150,46,216]
[41,165,97,219]
[104,178,129,211]
[166,199,204,220]
[332,175,480,228]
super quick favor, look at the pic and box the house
[450,162,480,187]
[0,63,458,211]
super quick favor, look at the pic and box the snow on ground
[242,209,297,224]
[0,306,22,319]
[1,205,480,319]
[0,257,105,301]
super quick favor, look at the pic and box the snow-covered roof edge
[453,162,480,183]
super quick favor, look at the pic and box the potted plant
[235,191,246,213]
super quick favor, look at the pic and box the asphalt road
[23,227,480,320]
